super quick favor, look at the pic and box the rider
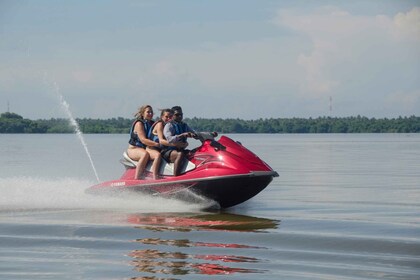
[148,108,188,176]
[163,106,196,176]
[127,105,161,180]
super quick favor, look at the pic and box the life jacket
[172,121,188,142]
[147,121,161,144]
[128,119,153,148]
[163,121,189,151]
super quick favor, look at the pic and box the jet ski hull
[88,171,276,208]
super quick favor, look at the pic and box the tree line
[1,112,419,133]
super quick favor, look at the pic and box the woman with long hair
[127,105,161,180]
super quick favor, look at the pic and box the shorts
[161,148,174,161]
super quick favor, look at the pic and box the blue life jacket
[172,121,188,142]
[147,121,160,144]
[128,119,153,148]
[164,121,189,151]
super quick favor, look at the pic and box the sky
[1,0,419,120]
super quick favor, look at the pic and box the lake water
[0,133,419,279]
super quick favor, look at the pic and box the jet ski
[87,132,278,208]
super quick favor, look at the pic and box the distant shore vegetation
[1,112,419,134]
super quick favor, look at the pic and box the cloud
[296,41,340,94]
[393,7,420,41]
[273,6,420,99]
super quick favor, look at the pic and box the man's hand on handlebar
[181,132,197,138]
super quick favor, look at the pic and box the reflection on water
[127,212,279,232]
[136,238,262,249]
[129,249,262,276]
[127,212,278,278]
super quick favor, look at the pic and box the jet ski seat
[120,151,195,176]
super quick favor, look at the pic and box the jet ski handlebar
[191,131,225,151]
[193,131,218,142]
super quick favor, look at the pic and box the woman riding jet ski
[87,132,278,208]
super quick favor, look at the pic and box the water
[0,134,419,279]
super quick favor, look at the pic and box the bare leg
[136,153,149,180]
[127,147,149,180]
[147,148,162,180]
[170,150,184,176]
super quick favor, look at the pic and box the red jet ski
[87,132,278,208]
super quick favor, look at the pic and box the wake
[0,176,212,212]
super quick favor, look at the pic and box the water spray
[44,76,100,183]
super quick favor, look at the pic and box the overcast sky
[1,0,419,119]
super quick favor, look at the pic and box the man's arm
[164,123,181,144]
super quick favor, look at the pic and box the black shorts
[161,149,174,161]
[161,148,189,161]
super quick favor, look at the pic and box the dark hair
[171,106,182,112]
